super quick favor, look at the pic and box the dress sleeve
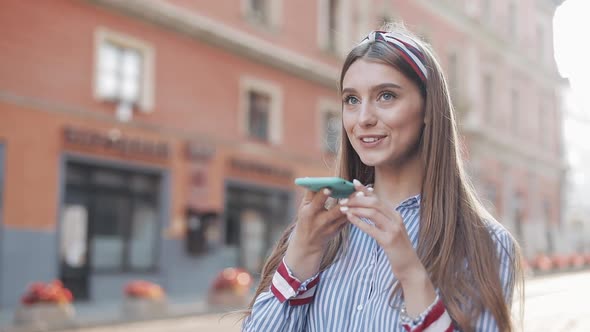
[242,258,321,332]
[400,295,455,332]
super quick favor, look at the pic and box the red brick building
[0,0,564,309]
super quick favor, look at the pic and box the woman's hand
[340,180,436,317]
[284,188,347,280]
[339,180,422,282]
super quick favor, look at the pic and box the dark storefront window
[0,145,3,308]
[224,184,291,273]
[63,162,160,272]
[0,145,4,228]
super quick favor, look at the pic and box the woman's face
[341,58,425,168]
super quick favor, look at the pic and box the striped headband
[359,31,428,83]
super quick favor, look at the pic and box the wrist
[397,267,437,318]
[284,244,324,281]
[396,264,429,286]
[289,232,326,257]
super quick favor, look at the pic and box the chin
[357,154,390,167]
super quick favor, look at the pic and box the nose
[358,101,377,127]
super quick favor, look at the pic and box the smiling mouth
[360,136,385,142]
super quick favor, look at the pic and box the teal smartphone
[294,177,355,199]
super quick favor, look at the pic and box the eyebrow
[341,83,403,95]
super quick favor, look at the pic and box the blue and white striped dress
[243,195,516,331]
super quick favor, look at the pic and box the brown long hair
[244,24,523,332]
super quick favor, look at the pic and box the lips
[360,137,383,143]
[358,135,386,146]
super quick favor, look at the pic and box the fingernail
[367,187,374,193]
[355,191,365,197]
[323,188,332,195]
[339,198,349,205]
[353,179,362,186]
[339,206,349,212]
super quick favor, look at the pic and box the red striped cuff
[270,258,320,306]
[401,296,454,332]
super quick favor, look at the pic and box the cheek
[382,103,424,129]
[342,113,356,136]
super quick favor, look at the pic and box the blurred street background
[0,0,589,331]
[54,270,590,332]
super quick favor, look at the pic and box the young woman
[242,25,523,332]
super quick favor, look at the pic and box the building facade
[0,0,564,309]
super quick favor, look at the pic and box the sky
[554,0,590,116]
[553,0,590,195]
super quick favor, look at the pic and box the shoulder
[483,218,517,260]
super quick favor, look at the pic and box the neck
[373,154,424,208]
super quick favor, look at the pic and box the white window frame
[510,87,520,135]
[240,76,283,145]
[93,27,155,113]
[355,0,371,42]
[241,0,282,29]
[317,98,342,153]
[318,0,352,55]
[507,1,518,39]
[535,23,546,65]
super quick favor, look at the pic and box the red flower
[20,280,74,306]
[124,280,165,300]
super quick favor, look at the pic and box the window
[318,99,341,153]
[248,91,271,141]
[97,41,142,107]
[538,100,546,145]
[249,0,270,24]
[318,0,341,52]
[543,199,554,253]
[243,0,281,28]
[94,28,154,122]
[322,110,341,154]
[536,25,545,64]
[241,77,283,144]
[511,89,520,134]
[512,191,525,241]
[225,184,291,273]
[481,0,492,23]
[327,0,340,51]
[0,145,4,228]
[64,162,160,272]
[355,0,370,41]
[483,74,493,122]
[508,2,517,37]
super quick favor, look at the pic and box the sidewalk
[0,296,228,332]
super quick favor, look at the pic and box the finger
[301,189,315,205]
[341,191,375,205]
[309,188,331,211]
[352,179,373,196]
[325,217,349,234]
[347,212,378,238]
[322,204,346,223]
[341,207,388,230]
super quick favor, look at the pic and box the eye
[378,92,396,101]
[343,95,360,105]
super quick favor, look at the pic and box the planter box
[13,303,74,327]
[122,297,167,319]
